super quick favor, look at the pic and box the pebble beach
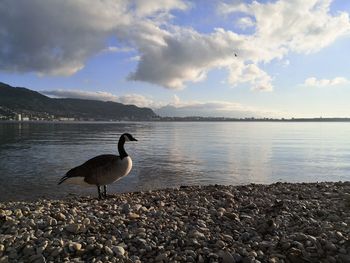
[1,182,349,263]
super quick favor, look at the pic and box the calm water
[0,121,349,201]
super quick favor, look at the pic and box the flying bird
[58,133,137,199]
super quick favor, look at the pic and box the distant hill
[0,82,157,120]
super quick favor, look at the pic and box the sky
[0,0,350,118]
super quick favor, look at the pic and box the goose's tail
[58,175,69,185]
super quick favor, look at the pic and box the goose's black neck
[118,136,128,159]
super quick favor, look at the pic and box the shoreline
[1,182,349,262]
[2,119,350,124]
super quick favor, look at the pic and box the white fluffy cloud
[1,0,350,91]
[303,77,350,87]
[41,90,279,117]
[128,27,238,89]
[217,0,350,91]
[219,0,350,55]
[133,0,188,17]
[228,62,273,91]
[237,17,255,29]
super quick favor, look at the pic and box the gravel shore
[1,182,349,263]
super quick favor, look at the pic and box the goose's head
[121,133,138,142]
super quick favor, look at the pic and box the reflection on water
[0,121,350,201]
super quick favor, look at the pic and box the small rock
[190,230,205,239]
[224,212,240,221]
[338,254,350,263]
[72,243,82,251]
[65,223,81,234]
[216,240,226,248]
[155,253,168,262]
[50,248,62,257]
[128,213,140,219]
[232,253,242,262]
[49,217,57,226]
[335,231,344,239]
[219,251,235,263]
[55,213,66,221]
[104,246,113,256]
[112,246,125,256]
[121,204,131,214]
[22,245,35,256]
[325,242,337,251]
[83,218,91,225]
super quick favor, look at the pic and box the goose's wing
[58,154,119,184]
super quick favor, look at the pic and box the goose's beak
[131,137,138,141]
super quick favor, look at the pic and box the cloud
[40,89,163,108]
[41,90,119,102]
[0,0,187,76]
[237,17,255,29]
[0,0,349,91]
[117,94,164,108]
[41,90,279,117]
[155,95,281,118]
[101,46,134,54]
[228,62,273,91]
[129,0,350,90]
[219,0,350,54]
[303,76,350,87]
[133,0,189,17]
[128,27,238,89]
[0,0,130,75]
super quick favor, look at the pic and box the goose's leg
[97,185,102,199]
[103,185,107,198]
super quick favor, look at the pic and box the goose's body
[58,133,137,198]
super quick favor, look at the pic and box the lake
[0,121,349,201]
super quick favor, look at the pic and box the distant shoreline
[1,118,350,123]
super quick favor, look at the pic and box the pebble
[112,246,125,256]
[219,251,235,263]
[72,242,82,251]
[128,212,140,219]
[83,217,91,225]
[65,223,81,234]
[55,212,66,221]
[104,246,113,256]
[0,182,348,262]
[155,253,168,262]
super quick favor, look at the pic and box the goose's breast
[98,156,132,185]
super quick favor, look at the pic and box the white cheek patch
[124,135,130,141]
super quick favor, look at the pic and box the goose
[58,133,137,199]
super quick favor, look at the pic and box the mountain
[0,82,157,120]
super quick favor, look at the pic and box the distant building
[16,114,22,121]
[58,117,75,121]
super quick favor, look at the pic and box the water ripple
[0,122,350,201]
